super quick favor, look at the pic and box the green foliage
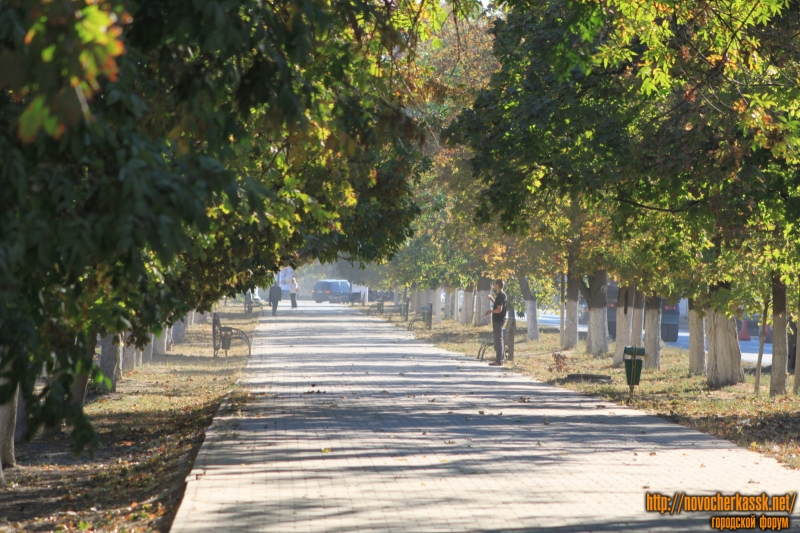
[0,0,448,449]
[446,0,800,322]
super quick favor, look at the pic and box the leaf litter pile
[0,308,255,532]
[397,316,800,470]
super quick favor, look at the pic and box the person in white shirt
[289,278,299,309]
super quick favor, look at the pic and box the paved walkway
[170,304,799,533]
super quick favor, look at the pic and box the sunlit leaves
[2,1,127,142]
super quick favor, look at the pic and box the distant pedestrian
[268,281,282,316]
[484,279,508,366]
[290,278,299,309]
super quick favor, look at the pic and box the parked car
[660,300,680,342]
[606,284,680,343]
[312,279,352,303]
[578,283,620,339]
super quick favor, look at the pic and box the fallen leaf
[321,448,332,453]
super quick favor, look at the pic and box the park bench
[477,329,510,361]
[212,314,251,357]
[384,302,409,321]
[244,291,263,317]
[407,304,433,331]
[367,300,386,316]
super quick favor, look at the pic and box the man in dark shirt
[268,282,282,316]
[484,279,507,366]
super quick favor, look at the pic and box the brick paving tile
[170,304,800,533]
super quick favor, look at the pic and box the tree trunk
[393,287,399,305]
[121,333,137,373]
[0,380,18,469]
[612,285,634,368]
[71,373,90,406]
[474,276,491,326]
[434,287,442,324]
[518,274,539,341]
[706,307,744,388]
[410,290,418,315]
[70,334,97,408]
[631,289,645,345]
[462,284,475,325]
[14,387,26,445]
[577,270,609,356]
[755,293,770,396]
[795,289,800,395]
[564,274,579,350]
[99,334,120,393]
[472,288,481,326]
[173,320,182,343]
[507,303,516,361]
[688,298,706,376]
[771,272,788,396]
[142,334,154,364]
[559,274,566,346]
[644,295,662,369]
[154,328,168,356]
[444,289,451,319]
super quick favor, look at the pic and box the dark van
[312,279,352,303]
[607,283,680,343]
[661,300,680,342]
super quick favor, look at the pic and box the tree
[0,0,467,450]
[446,0,800,391]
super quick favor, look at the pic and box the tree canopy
[0,0,480,448]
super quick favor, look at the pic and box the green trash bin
[421,305,431,329]
[221,335,232,351]
[377,301,384,314]
[400,302,409,321]
[623,346,645,386]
